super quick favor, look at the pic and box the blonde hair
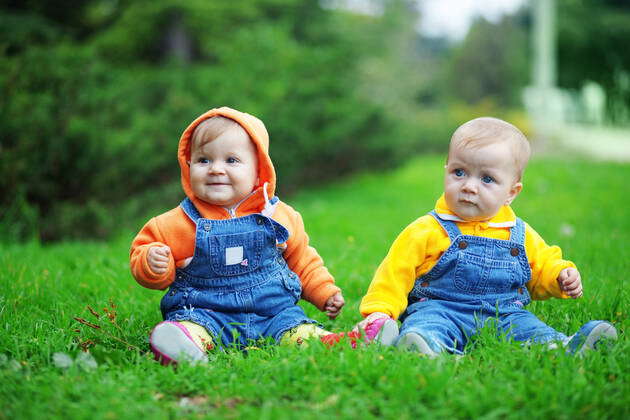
[191,116,248,151]
[448,117,531,180]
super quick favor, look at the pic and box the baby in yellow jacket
[130,107,344,364]
[356,117,617,355]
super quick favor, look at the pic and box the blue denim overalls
[160,198,316,348]
[399,211,567,354]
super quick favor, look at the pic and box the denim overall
[160,198,316,348]
[399,211,567,354]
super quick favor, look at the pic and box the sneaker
[150,321,208,365]
[396,332,441,358]
[364,317,399,346]
[565,320,617,355]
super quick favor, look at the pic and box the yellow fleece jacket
[130,107,340,311]
[360,195,574,319]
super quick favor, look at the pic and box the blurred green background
[1,0,629,242]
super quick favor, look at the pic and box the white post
[523,0,564,143]
[533,0,555,88]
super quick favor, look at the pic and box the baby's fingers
[563,279,580,290]
[149,260,168,274]
[352,319,369,333]
[565,283,583,298]
[156,246,171,256]
[152,259,169,268]
[326,306,341,319]
[326,311,339,319]
[154,254,170,264]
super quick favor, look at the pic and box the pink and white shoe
[149,321,208,365]
[363,317,399,346]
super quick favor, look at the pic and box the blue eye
[482,175,495,184]
[454,168,465,177]
[198,157,209,164]
[226,157,239,164]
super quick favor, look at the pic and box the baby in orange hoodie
[130,107,344,364]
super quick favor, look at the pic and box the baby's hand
[324,292,345,319]
[352,312,391,333]
[147,246,171,275]
[557,267,583,299]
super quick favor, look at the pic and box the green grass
[1,155,628,419]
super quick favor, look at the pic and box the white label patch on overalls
[225,246,244,265]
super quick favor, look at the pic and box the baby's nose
[462,179,478,192]
[208,162,225,173]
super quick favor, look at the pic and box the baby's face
[189,128,258,208]
[444,141,522,222]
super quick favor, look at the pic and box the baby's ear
[187,161,191,166]
[505,182,523,205]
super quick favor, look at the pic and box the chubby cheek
[236,171,258,194]
[479,196,502,216]
[443,183,458,205]
[189,170,205,194]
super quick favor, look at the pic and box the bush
[0,5,412,242]
[0,44,188,241]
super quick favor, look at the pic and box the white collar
[435,212,516,228]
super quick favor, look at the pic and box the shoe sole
[568,321,618,355]
[396,332,440,357]
[150,321,208,365]
[375,319,399,346]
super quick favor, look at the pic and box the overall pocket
[209,230,265,276]
[160,287,182,315]
[453,252,516,294]
[281,271,302,303]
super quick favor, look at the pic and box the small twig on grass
[73,317,100,330]
[79,339,95,352]
[103,299,124,334]
[73,301,142,352]
[87,305,101,319]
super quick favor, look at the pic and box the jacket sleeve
[524,223,574,300]
[129,217,176,290]
[359,219,432,320]
[281,206,340,311]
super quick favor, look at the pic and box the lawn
[1,155,628,419]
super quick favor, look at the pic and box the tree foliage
[557,0,630,122]
[0,0,419,241]
[445,12,530,107]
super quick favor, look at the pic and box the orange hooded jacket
[130,107,340,311]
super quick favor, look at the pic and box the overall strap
[270,218,289,244]
[429,210,462,242]
[180,198,202,222]
[509,217,526,245]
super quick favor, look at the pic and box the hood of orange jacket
[177,107,276,219]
